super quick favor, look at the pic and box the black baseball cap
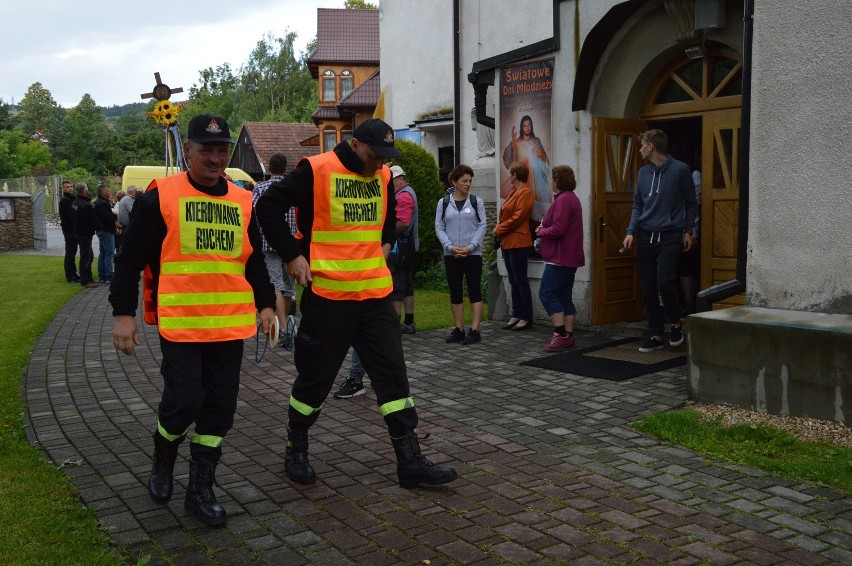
[352,118,402,158]
[187,114,234,144]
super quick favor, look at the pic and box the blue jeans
[96,231,115,281]
[538,264,577,317]
[502,247,533,320]
[349,349,365,378]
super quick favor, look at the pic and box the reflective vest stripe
[161,261,246,276]
[158,421,189,441]
[159,313,256,330]
[311,257,388,272]
[312,229,383,243]
[312,275,393,292]
[379,397,415,417]
[289,395,322,416]
[158,291,254,307]
[191,433,223,448]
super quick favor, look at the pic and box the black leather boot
[184,458,227,526]
[284,425,316,484]
[148,433,181,504]
[392,432,459,489]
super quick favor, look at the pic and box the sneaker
[462,329,481,345]
[543,333,575,352]
[669,325,685,346]
[334,377,365,399]
[400,322,416,334]
[639,336,664,352]
[446,327,465,343]
[83,282,99,289]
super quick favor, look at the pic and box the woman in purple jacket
[535,165,585,352]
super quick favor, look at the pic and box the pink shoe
[543,333,575,352]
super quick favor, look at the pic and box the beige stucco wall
[748,1,852,314]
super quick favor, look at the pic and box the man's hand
[382,242,391,260]
[258,307,276,338]
[682,233,694,252]
[113,315,139,356]
[622,234,634,251]
[287,255,312,287]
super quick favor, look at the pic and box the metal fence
[0,175,62,215]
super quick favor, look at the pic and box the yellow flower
[146,100,184,126]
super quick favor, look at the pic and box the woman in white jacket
[435,164,487,345]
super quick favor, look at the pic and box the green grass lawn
[632,409,852,495]
[0,255,116,565]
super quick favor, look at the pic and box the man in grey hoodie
[622,129,698,352]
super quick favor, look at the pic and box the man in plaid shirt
[252,153,297,341]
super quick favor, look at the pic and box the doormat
[520,337,686,381]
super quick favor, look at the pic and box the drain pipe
[696,0,753,312]
[453,0,461,166]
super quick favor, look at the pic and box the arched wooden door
[591,45,743,324]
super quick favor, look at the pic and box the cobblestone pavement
[24,286,852,565]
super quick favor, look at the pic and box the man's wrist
[685,229,693,236]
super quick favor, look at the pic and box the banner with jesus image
[499,58,554,221]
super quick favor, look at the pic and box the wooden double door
[590,110,741,324]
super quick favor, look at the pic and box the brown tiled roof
[311,106,341,123]
[307,8,379,70]
[337,69,380,107]
[239,122,320,173]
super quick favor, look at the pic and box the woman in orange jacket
[494,161,535,330]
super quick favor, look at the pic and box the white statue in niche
[471,90,495,158]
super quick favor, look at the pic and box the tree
[0,129,52,178]
[239,32,310,123]
[186,63,240,126]
[114,109,166,166]
[0,98,13,131]
[59,94,122,174]
[344,0,378,8]
[17,83,64,145]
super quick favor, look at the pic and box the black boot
[392,432,459,489]
[184,458,227,526]
[148,433,181,504]
[284,425,316,484]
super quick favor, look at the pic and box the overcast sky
[1,0,345,108]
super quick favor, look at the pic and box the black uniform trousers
[158,336,243,461]
[63,229,79,282]
[636,229,683,335]
[291,287,417,437]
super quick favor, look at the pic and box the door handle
[598,215,606,243]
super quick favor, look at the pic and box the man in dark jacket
[93,184,118,283]
[58,179,79,283]
[71,182,105,288]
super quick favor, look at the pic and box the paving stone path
[24,286,852,565]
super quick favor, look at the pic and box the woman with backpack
[435,164,487,345]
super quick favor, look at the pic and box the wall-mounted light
[685,45,705,60]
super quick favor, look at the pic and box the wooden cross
[140,72,184,102]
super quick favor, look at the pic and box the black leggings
[444,255,483,304]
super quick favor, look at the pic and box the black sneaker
[669,325,685,346]
[446,327,465,343]
[400,322,416,334]
[334,377,365,399]
[463,329,481,345]
[639,336,664,352]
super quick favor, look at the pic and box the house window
[322,70,336,101]
[323,127,337,151]
[340,70,354,99]
[341,129,353,143]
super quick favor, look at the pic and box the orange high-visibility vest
[307,152,393,301]
[142,173,256,341]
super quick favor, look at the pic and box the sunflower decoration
[146,100,185,126]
